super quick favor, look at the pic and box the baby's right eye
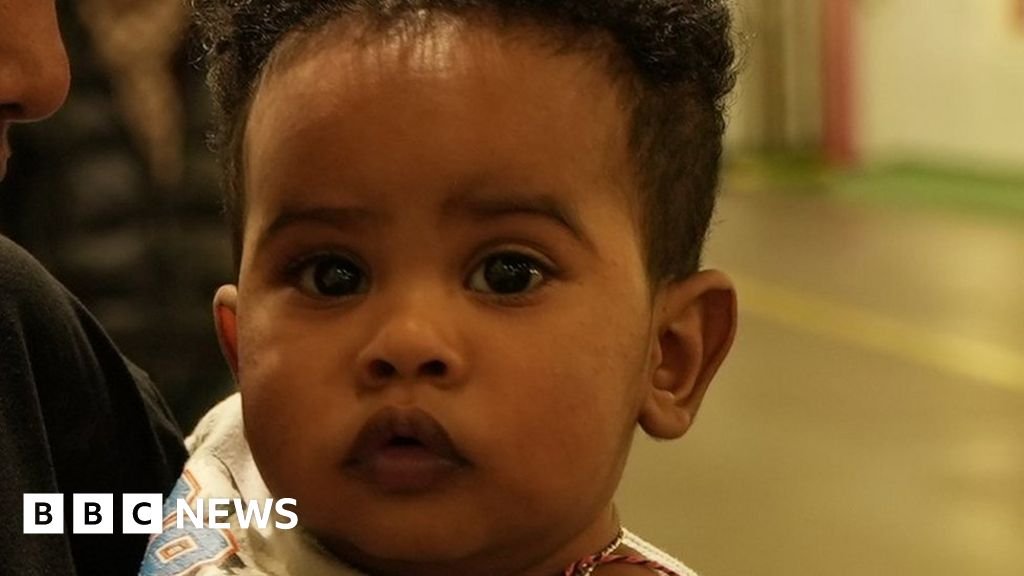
[291,254,369,298]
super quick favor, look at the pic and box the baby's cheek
[236,322,301,460]
[236,300,312,397]
[236,333,283,407]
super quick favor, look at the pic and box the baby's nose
[355,315,466,389]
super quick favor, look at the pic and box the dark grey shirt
[0,235,187,576]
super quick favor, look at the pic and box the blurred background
[0,0,1021,574]
[0,0,232,427]
[621,1,1024,575]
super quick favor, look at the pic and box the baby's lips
[344,406,468,465]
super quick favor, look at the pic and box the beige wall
[856,0,1024,168]
[726,0,1024,170]
[726,0,823,151]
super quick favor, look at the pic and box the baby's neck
[320,511,622,576]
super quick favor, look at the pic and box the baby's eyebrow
[441,191,595,250]
[257,205,381,250]
[255,193,594,251]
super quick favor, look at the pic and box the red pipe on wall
[822,0,857,166]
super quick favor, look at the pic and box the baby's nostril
[370,360,397,378]
[389,436,422,447]
[421,360,447,377]
[367,359,446,378]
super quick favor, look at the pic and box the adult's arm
[0,235,188,576]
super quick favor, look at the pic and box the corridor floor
[617,175,1024,576]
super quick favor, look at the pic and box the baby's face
[233,18,658,576]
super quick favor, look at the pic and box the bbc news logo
[23,494,298,534]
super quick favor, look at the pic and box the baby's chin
[314,530,499,576]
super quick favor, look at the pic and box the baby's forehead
[259,12,624,97]
[238,11,643,259]
[246,21,633,173]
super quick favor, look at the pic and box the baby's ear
[639,270,736,439]
[213,285,240,377]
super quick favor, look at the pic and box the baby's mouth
[343,407,469,493]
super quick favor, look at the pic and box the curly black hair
[192,0,736,281]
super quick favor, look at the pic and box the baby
[142,1,737,575]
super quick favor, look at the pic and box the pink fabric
[563,552,682,576]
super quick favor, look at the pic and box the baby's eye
[293,254,368,298]
[468,252,548,295]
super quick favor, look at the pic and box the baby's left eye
[291,254,369,298]
[468,253,548,295]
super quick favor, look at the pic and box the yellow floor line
[733,274,1024,393]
